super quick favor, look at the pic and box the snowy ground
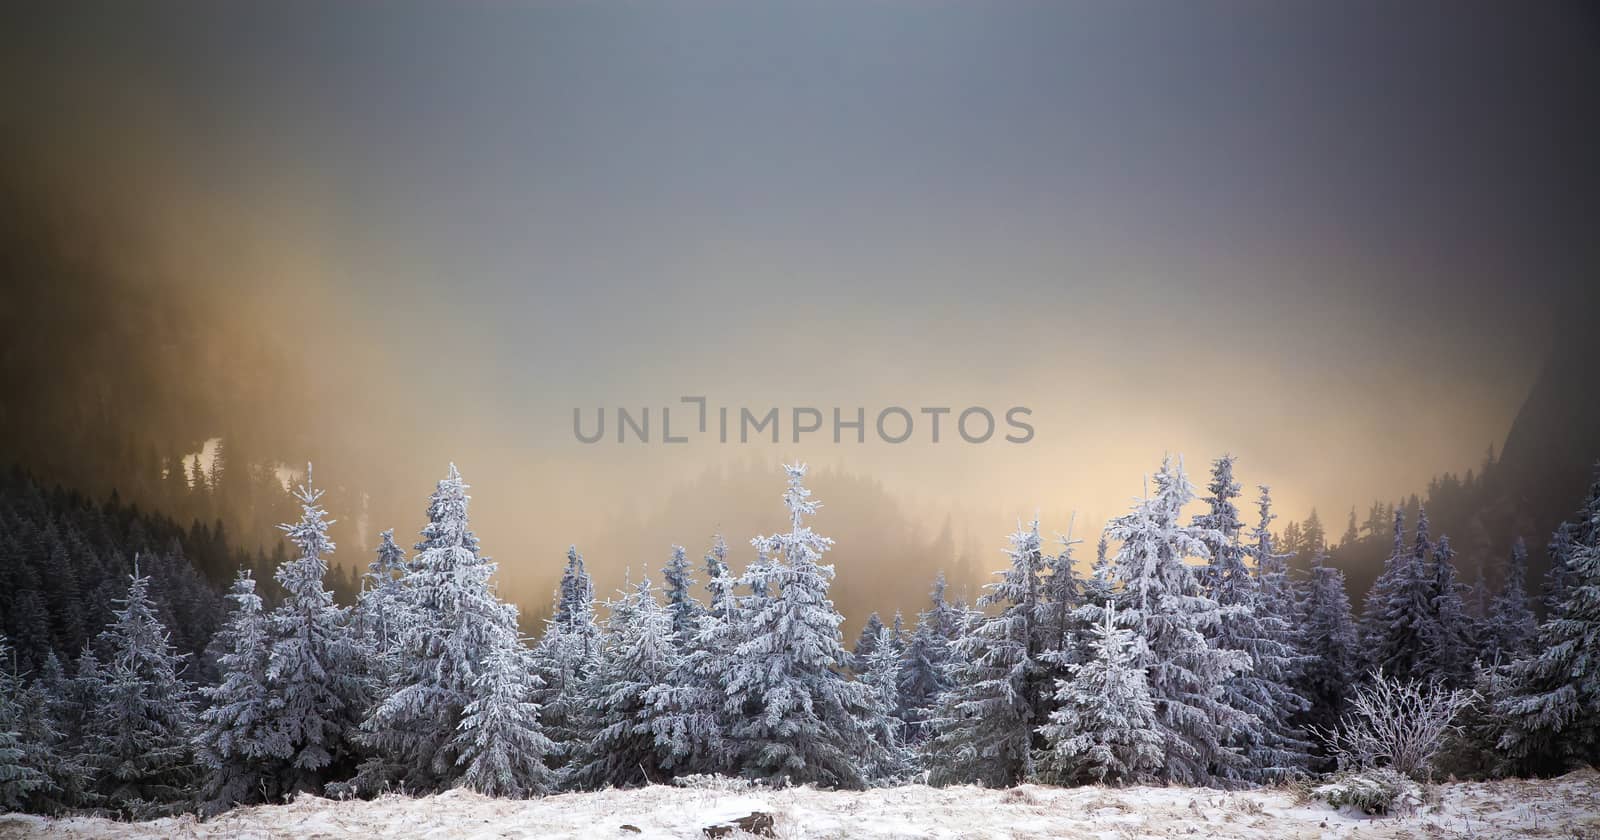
[5,770,1597,839]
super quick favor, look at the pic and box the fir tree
[354,464,521,793]
[1036,603,1162,786]
[1296,548,1359,738]
[1421,536,1474,687]
[1495,480,1600,774]
[726,463,882,788]
[529,546,602,776]
[859,626,913,784]
[195,572,283,813]
[0,638,49,811]
[1482,538,1537,666]
[1362,507,1434,683]
[267,468,368,794]
[455,644,556,797]
[925,520,1049,787]
[82,565,197,818]
[660,545,702,651]
[571,574,680,789]
[851,612,886,674]
[1085,456,1250,787]
[897,574,955,744]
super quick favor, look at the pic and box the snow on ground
[5,770,1597,840]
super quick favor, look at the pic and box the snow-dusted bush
[1313,671,1477,780]
[1310,768,1422,815]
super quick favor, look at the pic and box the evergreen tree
[1209,485,1311,782]
[859,626,913,784]
[897,574,955,744]
[851,612,886,674]
[266,468,368,794]
[1296,548,1359,738]
[195,572,283,813]
[1362,508,1434,683]
[1038,529,1085,675]
[82,565,197,818]
[1482,538,1537,666]
[528,546,602,776]
[0,638,49,811]
[725,463,881,787]
[1495,483,1600,774]
[454,644,556,798]
[1421,536,1474,687]
[354,464,521,794]
[660,545,702,651]
[571,574,680,789]
[925,520,1049,787]
[1036,603,1162,786]
[356,529,411,662]
[1084,456,1250,786]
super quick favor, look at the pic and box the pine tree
[897,574,955,744]
[660,545,702,651]
[1208,484,1311,782]
[455,644,556,797]
[571,574,680,789]
[725,463,881,787]
[1362,507,1434,683]
[1482,538,1537,666]
[1296,548,1359,738]
[925,520,1049,787]
[859,626,912,783]
[1085,456,1250,787]
[267,468,368,794]
[82,565,197,818]
[0,637,49,811]
[1421,536,1474,687]
[357,529,411,662]
[851,612,886,674]
[354,464,522,794]
[1495,481,1600,774]
[645,535,741,779]
[529,546,601,776]
[1036,603,1162,786]
[195,571,283,813]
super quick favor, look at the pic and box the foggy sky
[3,2,1597,614]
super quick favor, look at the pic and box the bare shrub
[1311,670,1479,781]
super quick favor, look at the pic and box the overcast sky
[4,1,1596,599]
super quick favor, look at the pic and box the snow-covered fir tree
[1037,527,1085,676]
[454,644,556,797]
[354,464,521,793]
[1208,482,1311,783]
[0,637,49,811]
[660,545,702,651]
[1421,536,1474,687]
[266,468,368,794]
[859,626,913,784]
[356,529,411,667]
[896,574,956,744]
[1495,481,1600,774]
[851,612,887,674]
[528,545,602,774]
[702,534,733,621]
[571,573,680,789]
[1481,538,1538,666]
[724,463,882,787]
[81,564,197,818]
[925,519,1049,787]
[195,571,283,813]
[1036,602,1162,786]
[1361,507,1435,683]
[1084,456,1250,787]
[1296,548,1359,737]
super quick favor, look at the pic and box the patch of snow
[4,771,1596,839]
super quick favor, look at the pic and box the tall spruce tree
[454,644,556,797]
[1495,479,1600,774]
[195,571,283,813]
[925,520,1050,787]
[1482,538,1537,666]
[1362,508,1435,682]
[1036,602,1163,786]
[354,464,522,793]
[660,545,702,651]
[1083,456,1250,787]
[1295,548,1359,739]
[266,468,368,794]
[82,565,197,818]
[571,574,680,789]
[725,463,882,787]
